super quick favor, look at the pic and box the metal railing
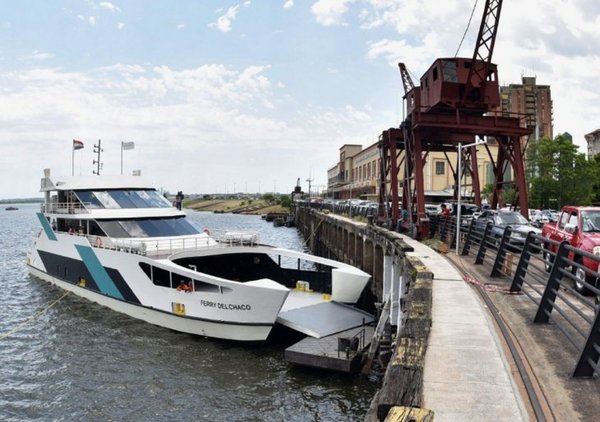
[440,219,600,378]
[41,202,91,214]
[61,229,260,257]
[337,319,368,359]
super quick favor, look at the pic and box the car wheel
[572,258,592,295]
[542,246,553,272]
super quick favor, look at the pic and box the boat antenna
[93,139,104,176]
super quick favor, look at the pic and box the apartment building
[496,76,553,140]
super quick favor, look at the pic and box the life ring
[95,236,103,247]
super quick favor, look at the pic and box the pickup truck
[541,206,600,293]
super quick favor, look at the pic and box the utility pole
[306,173,314,198]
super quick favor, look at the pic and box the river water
[0,205,379,421]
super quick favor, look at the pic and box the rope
[0,290,70,341]
[463,273,522,294]
[455,0,479,57]
[303,217,326,246]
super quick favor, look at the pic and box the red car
[541,206,600,293]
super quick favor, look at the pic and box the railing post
[572,307,600,377]
[510,232,537,292]
[429,215,437,239]
[450,217,458,249]
[440,216,448,242]
[491,227,512,277]
[461,218,476,256]
[475,222,492,265]
[534,241,569,323]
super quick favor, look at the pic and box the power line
[455,0,479,57]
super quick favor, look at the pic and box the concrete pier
[293,206,528,421]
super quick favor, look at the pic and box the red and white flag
[73,139,84,150]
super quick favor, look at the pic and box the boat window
[95,191,121,208]
[119,220,147,237]
[138,263,225,292]
[96,220,130,237]
[96,217,200,238]
[110,190,137,208]
[74,189,172,209]
[75,191,103,208]
[152,266,172,288]
[139,262,153,280]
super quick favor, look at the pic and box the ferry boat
[27,169,371,342]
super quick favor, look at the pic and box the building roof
[585,129,600,140]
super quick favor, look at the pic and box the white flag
[122,141,135,150]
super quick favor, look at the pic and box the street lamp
[456,138,487,254]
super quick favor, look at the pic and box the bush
[278,195,292,208]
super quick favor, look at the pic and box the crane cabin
[419,57,500,113]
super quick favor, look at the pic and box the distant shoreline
[185,198,288,215]
[0,198,43,205]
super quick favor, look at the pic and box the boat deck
[278,290,374,338]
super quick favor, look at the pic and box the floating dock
[284,325,375,373]
[278,290,375,373]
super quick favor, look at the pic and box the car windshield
[496,212,529,225]
[581,211,600,232]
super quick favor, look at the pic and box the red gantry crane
[378,0,531,237]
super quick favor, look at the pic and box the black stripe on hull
[37,250,140,304]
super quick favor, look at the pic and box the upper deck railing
[41,202,90,214]
[67,229,260,257]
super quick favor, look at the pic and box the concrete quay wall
[293,206,434,419]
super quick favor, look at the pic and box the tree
[262,193,275,202]
[278,195,292,208]
[527,134,597,209]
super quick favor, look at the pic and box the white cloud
[284,0,294,9]
[77,15,98,25]
[311,0,354,27]
[177,23,185,30]
[209,5,239,33]
[25,51,56,61]
[0,63,378,197]
[99,1,121,12]
[117,22,125,30]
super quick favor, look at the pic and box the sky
[0,0,598,199]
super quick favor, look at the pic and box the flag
[73,139,84,150]
[122,141,135,150]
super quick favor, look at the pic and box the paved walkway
[398,235,528,421]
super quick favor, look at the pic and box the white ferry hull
[28,264,275,342]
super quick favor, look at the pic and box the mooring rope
[303,216,326,246]
[0,290,70,341]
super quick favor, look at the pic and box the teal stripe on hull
[36,212,57,241]
[75,245,125,300]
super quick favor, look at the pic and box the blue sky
[0,0,598,199]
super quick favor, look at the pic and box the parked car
[450,203,481,227]
[425,204,440,218]
[531,209,550,228]
[475,210,541,250]
[541,206,600,294]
